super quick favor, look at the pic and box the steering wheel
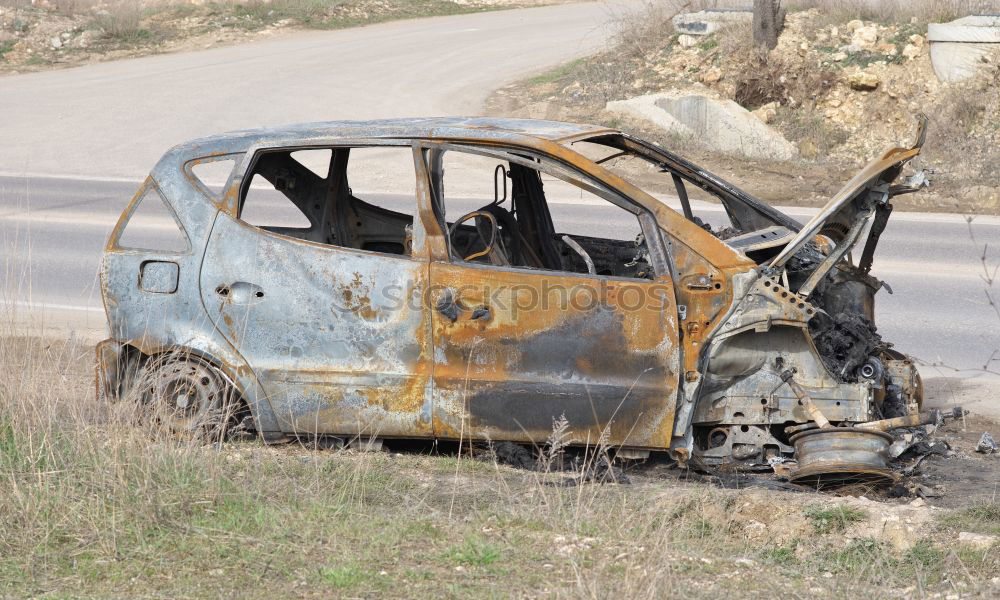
[448,210,510,265]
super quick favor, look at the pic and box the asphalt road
[0,2,624,179]
[4,173,1000,380]
[2,3,999,413]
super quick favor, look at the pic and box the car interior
[238,145,654,280]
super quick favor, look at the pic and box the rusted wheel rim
[140,357,228,435]
[789,427,896,489]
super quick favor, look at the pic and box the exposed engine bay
[681,120,931,472]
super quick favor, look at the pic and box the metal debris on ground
[975,432,998,454]
[558,456,631,486]
[493,441,538,470]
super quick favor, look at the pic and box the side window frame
[109,177,192,255]
[223,140,428,262]
[183,153,243,205]
[237,148,325,235]
[415,141,672,282]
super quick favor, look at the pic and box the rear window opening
[236,146,417,257]
[115,182,190,253]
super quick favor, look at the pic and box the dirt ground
[486,7,1000,214]
[918,416,1000,509]
[2,333,999,597]
[0,0,556,76]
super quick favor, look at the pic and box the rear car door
[199,144,433,438]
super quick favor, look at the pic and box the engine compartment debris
[976,432,998,454]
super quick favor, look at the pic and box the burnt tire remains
[132,354,239,440]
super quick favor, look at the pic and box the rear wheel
[133,354,238,440]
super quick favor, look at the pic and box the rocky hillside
[489,8,1000,213]
[0,0,537,75]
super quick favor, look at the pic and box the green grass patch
[319,563,369,590]
[805,504,867,534]
[941,502,1000,536]
[760,542,798,565]
[87,6,154,44]
[824,537,888,574]
[526,57,586,86]
[0,39,15,61]
[211,0,506,31]
[23,54,50,66]
[443,536,502,567]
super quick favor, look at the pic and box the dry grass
[641,0,995,25]
[0,0,333,10]
[788,0,999,26]
[1,314,999,596]
[0,0,513,47]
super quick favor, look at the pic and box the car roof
[168,117,618,159]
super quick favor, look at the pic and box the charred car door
[199,144,433,438]
[418,142,681,449]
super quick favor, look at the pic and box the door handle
[435,291,459,322]
[218,281,265,305]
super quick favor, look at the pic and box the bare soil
[917,414,1000,508]
[486,7,1000,213]
[0,0,555,76]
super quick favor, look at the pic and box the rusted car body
[97,117,926,469]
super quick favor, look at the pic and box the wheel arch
[99,337,285,441]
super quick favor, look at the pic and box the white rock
[672,9,753,36]
[958,531,998,549]
[752,101,779,124]
[902,43,921,59]
[701,67,723,84]
[848,70,880,91]
[744,520,767,537]
[928,16,1000,82]
[50,36,62,49]
[852,25,879,48]
[880,514,920,552]
[606,92,798,160]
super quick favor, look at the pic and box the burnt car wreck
[97,116,941,485]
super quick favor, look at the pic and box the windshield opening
[572,133,801,239]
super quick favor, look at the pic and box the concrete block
[928,16,1000,83]
[672,9,752,36]
[606,92,798,161]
